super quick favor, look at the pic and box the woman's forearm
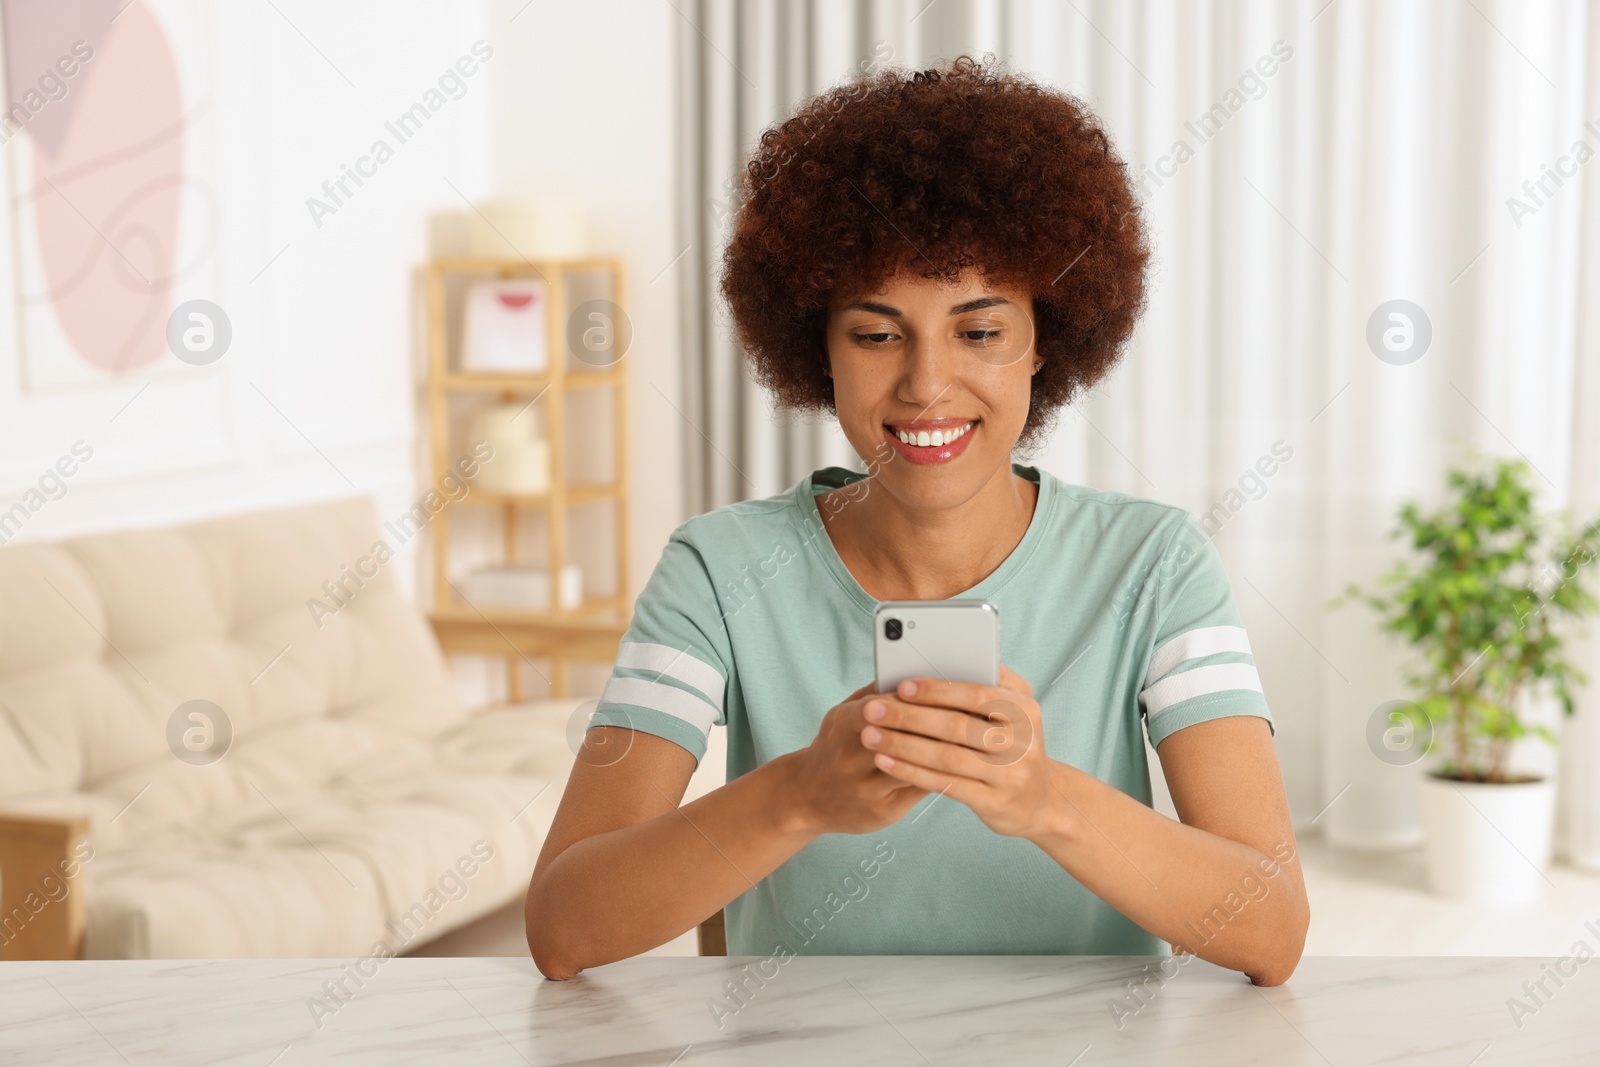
[1031,761,1308,985]
[527,750,821,979]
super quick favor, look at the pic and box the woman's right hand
[785,681,931,835]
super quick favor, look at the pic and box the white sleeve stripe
[598,676,721,733]
[1140,662,1263,719]
[615,641,725,707]
[1144,625,1253,689]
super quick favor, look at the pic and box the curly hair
[719,54,1151,453]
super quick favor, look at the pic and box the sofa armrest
[0,814,90,960]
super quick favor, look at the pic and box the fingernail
[863,726,882,744]
[875,753,895,768]
[899,680,918,696]
[866,702,886,721]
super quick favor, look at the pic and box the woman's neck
[818,464,1038,601]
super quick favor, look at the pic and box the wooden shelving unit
[423,256,630,700]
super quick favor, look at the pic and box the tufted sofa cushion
[0,497,577,957]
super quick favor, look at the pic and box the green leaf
[1334,453,1600,751]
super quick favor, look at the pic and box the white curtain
[675,0,1600,866]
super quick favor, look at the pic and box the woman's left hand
[859,663,1055,839]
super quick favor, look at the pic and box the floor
[409,829,1600,960]
[1297,833,1600,956]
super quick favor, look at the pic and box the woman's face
[824,267,1038,507]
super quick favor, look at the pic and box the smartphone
[873,598,1000,694]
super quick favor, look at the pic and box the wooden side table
[429,608,629,699]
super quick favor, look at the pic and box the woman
[527,55,1308,986]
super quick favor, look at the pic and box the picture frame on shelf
[460,279,549,373]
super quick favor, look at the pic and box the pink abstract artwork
[4,0,209,382]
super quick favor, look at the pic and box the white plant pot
[1417,774,1556,905]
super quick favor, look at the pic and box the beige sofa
[0,496,584,959]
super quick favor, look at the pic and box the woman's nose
[898,332,954,406]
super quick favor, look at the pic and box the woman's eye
[960,329,1002,343]
[856,332,896,346]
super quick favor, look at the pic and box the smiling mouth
[880,418,979,464]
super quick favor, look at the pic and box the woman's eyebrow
[949,296,1010,314]
[842,296,1012,316]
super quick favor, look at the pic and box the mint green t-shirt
[589,463,1274,956]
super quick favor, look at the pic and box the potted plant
[1335,455,1600,904]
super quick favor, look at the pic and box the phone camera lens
[884,618,902,641]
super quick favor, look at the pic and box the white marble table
[0,954,1587,1065]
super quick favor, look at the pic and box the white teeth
[894,422,973,447]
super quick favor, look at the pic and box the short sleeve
[1137,514,1274,748]
[588,531,732,763]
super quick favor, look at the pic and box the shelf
[430,612,630,663]
[431,595,630,627]
[440,370,624,392]
[425,255,630,699]
[456,484,622,506]
[569,483,623,505]
[429,255,624,275]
